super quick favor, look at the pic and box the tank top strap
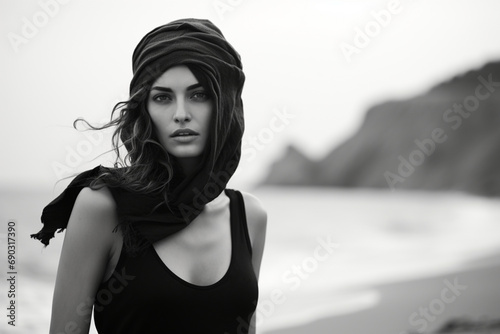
[224,189,253,256]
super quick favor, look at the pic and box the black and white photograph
[1,1,500,333]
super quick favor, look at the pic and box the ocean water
[253,187,500,332]
[2,186,500,333]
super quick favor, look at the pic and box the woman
[31,18,267,334]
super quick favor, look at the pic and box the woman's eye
[152,94,171,103]
[191,91,210,102]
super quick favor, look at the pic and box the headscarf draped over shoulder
[31,18,245,253]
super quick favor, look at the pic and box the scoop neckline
[150,189,235,289]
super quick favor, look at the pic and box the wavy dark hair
[74,63,215,207]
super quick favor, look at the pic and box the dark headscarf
[31,18,245,253]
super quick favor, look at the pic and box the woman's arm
[241,192,268,334]
[49,187,118,334]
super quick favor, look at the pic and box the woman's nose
[173,101,191,123]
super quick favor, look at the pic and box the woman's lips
[170,128,199,137]
[170,128,200,143]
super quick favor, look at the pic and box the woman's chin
[168,149,204,160]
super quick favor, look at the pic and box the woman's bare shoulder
[66,186,119,244]
[239,191,267,280]
[239,191,267,225]
[239,191,267,244]
[75,186,116,214]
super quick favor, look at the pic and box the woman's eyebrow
[187,83,203,90]
[150,83,203,92]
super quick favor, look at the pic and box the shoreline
[263,253,500,334]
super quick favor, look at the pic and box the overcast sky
[2,0,500,190]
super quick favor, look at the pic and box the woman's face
[147,65,212,159]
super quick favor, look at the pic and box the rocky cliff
[263,61,500,196]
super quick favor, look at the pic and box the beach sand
[265,255,500,334]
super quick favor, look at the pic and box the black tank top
[93,189,258,334]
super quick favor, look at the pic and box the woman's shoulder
[76,186,116,213]
[239,191,267,224]
[72,186,122,264]
[238,191,267,278]
[70,186,119,236]
[238,191,267,245]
